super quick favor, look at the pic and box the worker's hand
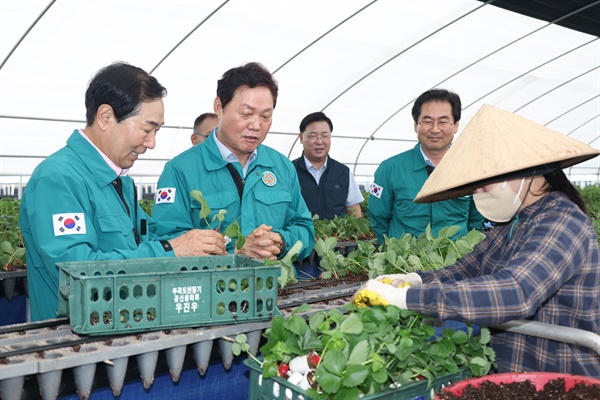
[375,272,422,288]
[170,229,227,257]
[236,224,283,260]
[352,279,410,309]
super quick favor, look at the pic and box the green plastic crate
[245,358,471,400]
[57,255,281,335]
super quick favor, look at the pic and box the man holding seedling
[153,62,314,261]
[354,105,600,377]
[368,89,484,244]
[19,62,226,321]
[292,111,364,220]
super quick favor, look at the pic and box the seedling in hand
[190,190,245,249]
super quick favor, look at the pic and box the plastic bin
[245,358,471,400]
[57,255,281,335]
[434,372,600,398]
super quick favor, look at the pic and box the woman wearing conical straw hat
[353,104,600,377]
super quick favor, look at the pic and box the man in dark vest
[292,112,364,220]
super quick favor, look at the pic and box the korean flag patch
[155,188,176,204]
[370,183,384,199]
[53,213,87,236]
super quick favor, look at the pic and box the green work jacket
[368,144,484,244]
[152,133,315,259]
[19,130,172,321]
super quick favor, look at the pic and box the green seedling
[190,190,245,250]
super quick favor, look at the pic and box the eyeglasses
[193,131,209,139]
[418,120,454,131]
[305,133,331,141]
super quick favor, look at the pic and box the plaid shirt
[407,191,600,377]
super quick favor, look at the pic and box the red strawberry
[278,363,289,377]
[307,351,320,367]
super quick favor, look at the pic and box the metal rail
[0,281,361,359]
[491,320,600,356]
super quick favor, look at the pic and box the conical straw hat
[415,104,599,203]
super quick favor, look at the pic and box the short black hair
[411,88,461,123]
[194,112,217,129]
[299,111,333,133]
[85,62,167,126]
[216,62,278,109]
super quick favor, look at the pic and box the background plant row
[2,185,600,270]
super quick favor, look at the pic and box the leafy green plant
[250,304,495,399]
[313,214,374,242]
[190,190,245,250]
[314,237,371,279]
[313,224,485,280]
[138,199,154,216]
[1,236,26,270]
[0,198,26,270]
[264,240,303,287]
[579,185,600,245]
[370,225,486,277]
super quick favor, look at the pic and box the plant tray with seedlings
[246,357,471,400]
[57,255,281,335]
[241,304,495,400]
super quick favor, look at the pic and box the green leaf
[347,340,369,365]
[469,363,482,377]
[236,236,245,250]
[438,225,460,239]
[322,349,347,376]
[277,265,289,288]
[315,237,338,255]
[1,241,13,254]
[190,190,203,203]
[451,330,468,344]
[371,367,388,383]
[407,254,423,270]
[425,223,433,241]
[262,361,278,379]
[316,369,342,394]
[384,250,396,265]
[199,199,211,219]
[281,240,303,265]
[341,364,369,388]
[431,340,455,358]
[231,343,242,356]
[286,315,308,337]
[223,222,239,238]
[339,313,363,335]
[479,327,491,344]
[444,252,457,266]
[235,333,247,344]
[332,387,361,400]
[190,190,212,219]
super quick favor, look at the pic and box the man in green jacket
[19,63,226,321]
[152,62,315,261]
[368,89,484,244]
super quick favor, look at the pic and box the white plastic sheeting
[1,0,599,187]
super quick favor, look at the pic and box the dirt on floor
[437,378,600,400]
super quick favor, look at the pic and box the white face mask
[473,179,525,223]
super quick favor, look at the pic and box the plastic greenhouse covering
[0,0,599,194]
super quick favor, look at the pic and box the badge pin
[262,171,277,187]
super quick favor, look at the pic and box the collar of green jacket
[67,130,120,189]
